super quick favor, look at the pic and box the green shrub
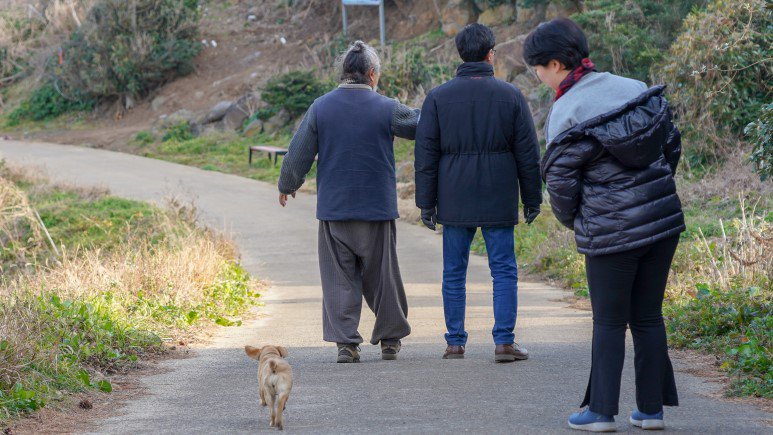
[6,83,94,125]
[746,103,772,181]
[54,0,201,105]
[162,121,194,142]
[134,130,156,146]
[665,285,772,397]
[658,0,771,160]
[379,46,454,99]
[572,0,706,83]
[261,71,333,118]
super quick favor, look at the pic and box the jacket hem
[317,215,399,222]
[438,218,518,228]
[578,225,685,257]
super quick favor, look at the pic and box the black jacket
[414,62,542,227]
[541,85,685,256]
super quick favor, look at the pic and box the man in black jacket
[414,23,542,362]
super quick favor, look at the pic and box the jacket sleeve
[277,103,318,194]
[512,92,543,209]
[392,101,421,140]
[544,140,596,229]
[414,94,441,210]
[663,108,682,175]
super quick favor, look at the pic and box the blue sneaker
[630,409,665,430]
[568,409,616,432]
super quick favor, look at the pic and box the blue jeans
[441,225,518,345]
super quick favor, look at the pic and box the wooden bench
[249,145,288,166]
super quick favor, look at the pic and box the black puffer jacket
[541,86,685,256]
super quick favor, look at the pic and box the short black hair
[523,18,589,69]
[455,23,496,62]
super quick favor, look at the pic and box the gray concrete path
[1,140,769,434]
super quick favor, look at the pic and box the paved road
[1,140,769,434]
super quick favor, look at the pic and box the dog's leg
[266,393,276,427]
[275,392,289,430]
[259,387,267,407]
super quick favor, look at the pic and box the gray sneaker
[337,344,360,363]
[380,340,401,360]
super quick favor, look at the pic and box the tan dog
[245,345,293,430]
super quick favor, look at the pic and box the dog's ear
[244,345,262,360]
[277,346,289,358]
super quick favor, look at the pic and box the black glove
[524,206,540,225]
[421,208,437,231]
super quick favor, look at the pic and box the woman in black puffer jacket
[524,19,685,432]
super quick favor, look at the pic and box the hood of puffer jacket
[543,86,671,177]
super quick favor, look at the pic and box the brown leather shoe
[443,345,465,359]
[495,343,529,362]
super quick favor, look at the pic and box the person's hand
[421,208,437,231]
[279,192,296,207]
[524,206,540,225]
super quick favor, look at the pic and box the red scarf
[554,58,596,101]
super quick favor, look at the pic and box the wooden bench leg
[248,148,253,166]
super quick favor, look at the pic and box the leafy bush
[379,46,454,99]
[746,103,772,181]
[261,71,333,118]
[657,0,771,160]
[572,0,706,83]
[6,83,94,125]
[54,0,201,106]
[665,285,771,397]
[162,121,194,142]
[134,130,156,146]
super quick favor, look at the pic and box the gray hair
[335,40,381,84]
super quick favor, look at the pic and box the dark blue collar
[456,62,494,77]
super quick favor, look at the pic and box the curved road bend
[1,141,769,434]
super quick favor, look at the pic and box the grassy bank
[0,163,261,424]
[471,183,772,398]
[130,128,303,185]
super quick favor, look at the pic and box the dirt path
[1,140,769,434]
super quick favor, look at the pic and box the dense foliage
[6,83,94,125]
[571,0,706,83]
[379,46,455,99]
[54,0,201,106]
[666,285,771,397]
[658,0,771,161]
[260,71,333,118]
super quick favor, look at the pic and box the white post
[379,0,385,46]
[342,2,348,38]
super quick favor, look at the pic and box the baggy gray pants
[318,220,411,345]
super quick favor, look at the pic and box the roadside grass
[0,162,262,424]
[133,129,315,187]
[474,193,772,398]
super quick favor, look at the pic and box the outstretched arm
[392,101,421,140]
[278,103,318,201]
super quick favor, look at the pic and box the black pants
[581,236,680,416]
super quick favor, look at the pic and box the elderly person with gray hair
[278,40,419,363]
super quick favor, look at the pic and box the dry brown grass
[668,196,772,300]
[0,162,258,424]
[0,0,96,85]
[0,176,43,271]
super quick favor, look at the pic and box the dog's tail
[268,359,292,374]
[244,345,261,360]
